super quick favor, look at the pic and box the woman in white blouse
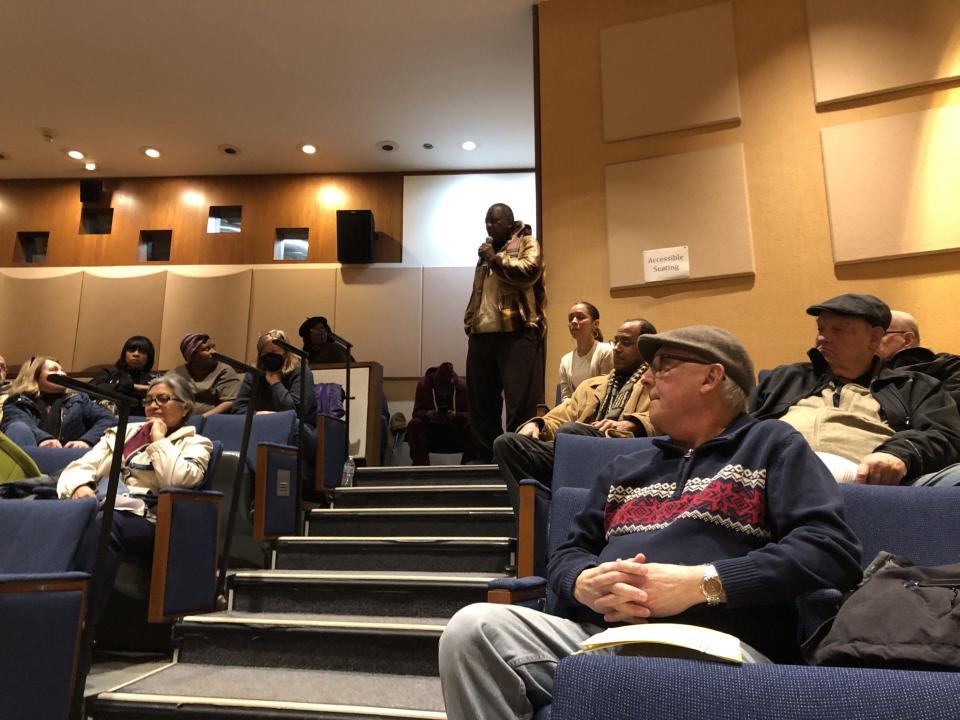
[557,301,614,403]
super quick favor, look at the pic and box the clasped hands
[572,553,705,623]
[516,418,636,440]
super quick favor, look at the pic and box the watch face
[703,576,723,597]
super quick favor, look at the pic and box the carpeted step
[332,483,508,509]
[354,464,501,486]
[272,536,514,573]
[174,611,446,676]
[227,569,501,619]
[305,507,515,537]
[90,663,445,719]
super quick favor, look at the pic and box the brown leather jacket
[464,222,545,335]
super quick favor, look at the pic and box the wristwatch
[700,564,725,607]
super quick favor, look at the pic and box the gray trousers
[438,602,770,720]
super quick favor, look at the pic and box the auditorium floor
[85,653,170,699]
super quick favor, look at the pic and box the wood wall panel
[157,270,252,370]
[335,267,422,377]
[600,2,741,141]
[247,267,338,361]
[72,271,167,371]
[0,271,83,367]
[821,105,960,264]
[806,0,960,106]
[605,144,754,289]
[420,267,473,375]
[0,173,403,267]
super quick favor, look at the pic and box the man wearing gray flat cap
[439,325,862,720]
[750,293,960,486]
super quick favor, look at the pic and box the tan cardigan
[525,372,655,441]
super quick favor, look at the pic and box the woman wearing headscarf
[171,332,241,417]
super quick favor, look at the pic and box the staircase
[90,464,511,719]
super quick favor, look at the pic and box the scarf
[596,365,647,421]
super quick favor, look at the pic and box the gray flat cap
[637,324,755,395]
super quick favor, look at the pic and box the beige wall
[537,0,960,382]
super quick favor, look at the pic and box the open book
[578,623,743,664]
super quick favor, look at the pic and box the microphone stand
[50,375,140,720]
[210,352,262,601]
[271,338,309,534]
[327,330,354,462]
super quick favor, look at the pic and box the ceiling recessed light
[422,143,434,150]
[460,140,477,151]
[376,141,399,152]
[66,149,85,160]
[84,162,97,171]
[143,147,161,158]
[300,144,317,155]
[218,144,241,155]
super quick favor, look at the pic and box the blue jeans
[910,463,960,487]
[4,420,39,447]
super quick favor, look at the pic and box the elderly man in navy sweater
[438,325,862,720]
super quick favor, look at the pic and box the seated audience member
[171,333,241,418]
[750,294,960,486]
[58,374,211,609]
[233,329,317,455]
[877,309,960,409]
[406,362,475,465]
[439,326,863,719]
[91,335,160,404]
[299,316,352,364]
[493,319,657,516]
[558,301,613,403]
[0,354,9,424]
[1,356,115,449]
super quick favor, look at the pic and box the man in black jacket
[749,293,960,486]
[876,309,960,411]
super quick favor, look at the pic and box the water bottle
[340,456,356,487]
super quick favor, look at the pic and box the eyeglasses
[611,335,636,348]
[648,353,715,376]
[142,394,184,408]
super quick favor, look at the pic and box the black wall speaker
[336,209,375,264]
[80,179,103,204]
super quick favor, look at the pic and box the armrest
[316,414,347,492]
[254,443,299,540]
[149,490,222,623]
[517,479,551,578]
[487,575,547,607]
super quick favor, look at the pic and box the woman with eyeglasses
[91,335,160,403]
[171,332,242,418]
[1,356,116,449]
[558,301,614,403]
[58,374,212,607]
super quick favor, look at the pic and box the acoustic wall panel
[420,267,473,375]
[600,2,741,141]
[73,271,167,372]
[158,270,252,370]
[807,0,960,106]
[821,105,960,264]
[335,267,422,377]
[0,271,83,368]
[605,144,755,290]
[247,267,337,362]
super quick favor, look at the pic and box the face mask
[262,352,284,372]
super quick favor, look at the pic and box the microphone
[326,330,353,349]
[272,337,309,359]
[211,352,262,376]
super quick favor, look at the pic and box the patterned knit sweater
[547,413,863,660]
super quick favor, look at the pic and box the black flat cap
[806,294,891,329]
